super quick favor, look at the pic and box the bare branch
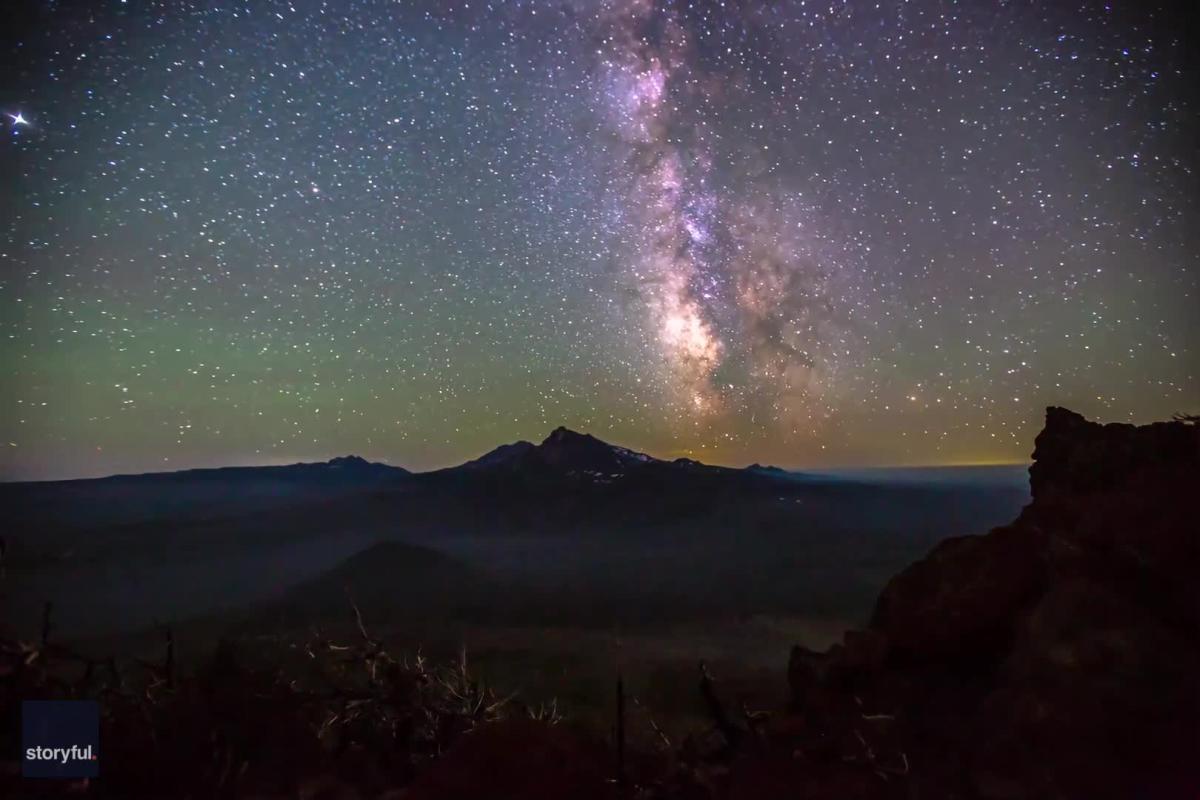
[699,661,744,752]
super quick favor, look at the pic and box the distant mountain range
[95,453,411,485]
[0,427,779,561]
[5,426,772,487]
[0,425,1033,641]
[1,426,1031,582]
[441,426,758,485]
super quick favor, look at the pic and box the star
[8,112,27,126]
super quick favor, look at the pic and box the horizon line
[0,451,1032,485]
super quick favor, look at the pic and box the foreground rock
[784,407,1200,799]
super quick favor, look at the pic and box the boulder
[870,524,1045,664]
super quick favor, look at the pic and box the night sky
[1,0,1196,480]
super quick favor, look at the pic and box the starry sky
[1,0,1196,481]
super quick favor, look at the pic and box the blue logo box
[21,700,100,778]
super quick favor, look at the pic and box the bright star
[8,112,27,126]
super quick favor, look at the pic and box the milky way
[0,0,1196,479]
[593,1,867,428]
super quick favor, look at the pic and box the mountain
[390,426,818,536]
[259,540,494,626]
[449,427,661,477]
[531,426,660,472]
[457,440,537,470]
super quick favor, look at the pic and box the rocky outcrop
[785,408,1200,799]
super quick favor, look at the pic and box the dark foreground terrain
[2,408,1197,797]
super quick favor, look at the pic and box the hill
[257,540,495,627]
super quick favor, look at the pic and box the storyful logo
[21,700,100,778]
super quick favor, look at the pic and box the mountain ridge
[4,454,409,486]
[0,427,749,486]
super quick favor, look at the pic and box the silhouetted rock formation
[783,407,1200,799]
